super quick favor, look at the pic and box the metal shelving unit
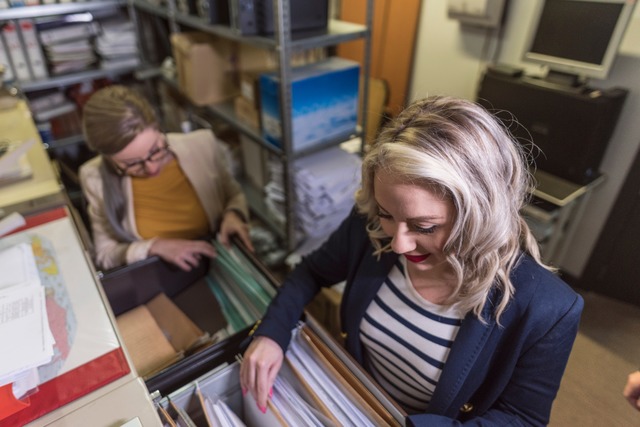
[1,1,139,230]
[130,0,373,252]
[20,64,139,92]
[0,0,126,20]
[1,1,138,152]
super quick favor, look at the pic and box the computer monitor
[522,0,637,83]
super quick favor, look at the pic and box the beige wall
[410,0,640,278]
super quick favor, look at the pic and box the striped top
[359,258,465,414]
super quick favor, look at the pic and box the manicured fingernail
[242,387,247,396]
[269,387,273,398]
[260,405,267,414]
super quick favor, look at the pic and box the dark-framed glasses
[114,141,173,175]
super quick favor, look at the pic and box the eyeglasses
[113,140,173,176]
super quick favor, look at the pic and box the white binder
[1,22,30,81]
[18,19,48,80]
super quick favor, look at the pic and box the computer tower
[229,0,329,35]
[477,70,628,185]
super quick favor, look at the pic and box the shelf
[0,0,126,20]
[130,0,372,252]
[131,0,368,50]
[532,169,605,207]
[19,65,139,92]
[44,134,84,150]
[203,99,360,159]
[158,76,360,160]
[239,178,285,240]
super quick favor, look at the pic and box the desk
[523,170,605,265]
[0,101,65,216]
[0,102,161,426]
[0,206,161,427]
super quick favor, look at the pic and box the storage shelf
[131,0,372,251]
[131,0,368,50]
[0,0,126,20]
[20,65,139,92]
[239,178,285,240]
[44,134,84,150]
[158,76,361,160]
[205,98,361,160]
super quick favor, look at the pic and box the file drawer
[99,238,278,395]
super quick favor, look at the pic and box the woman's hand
[219,210,254,252]
[240,336,283,413]
[149,238,217,271]
[623,370,640,410]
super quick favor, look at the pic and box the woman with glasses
[79,85,252,272]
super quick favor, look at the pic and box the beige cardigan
[79,129,248,271]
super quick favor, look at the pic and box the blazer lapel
[427,298,497,415]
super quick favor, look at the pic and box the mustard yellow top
[131,158,209,240]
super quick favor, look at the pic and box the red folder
[0,207,130,426]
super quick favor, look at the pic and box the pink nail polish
[260,405,267,414]
[269,387,273,398]
[242,388,247,396]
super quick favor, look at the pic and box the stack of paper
[284,326,378,426]
[95,19,140,70]
[44,39,95,74]
[0,139,34,187]
[37,17,99,75]
[265,145,361,250]
[0,243,55,401]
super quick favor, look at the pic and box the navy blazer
[256,209,584,426]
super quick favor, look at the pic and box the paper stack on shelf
[0,243,55,407]
[0,139,35,187]
[95,19,140,70]
[44,39,95,75]
[265,145,362,252]
[36,15,99,75]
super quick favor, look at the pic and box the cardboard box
[171,32,239,106]
[234,95,260,129]
[306,287,344,345]
[238,43,278,73]
[259,57,360,152]
[239,134,268,190]
[239,70,266,108]
[116,293,209,378]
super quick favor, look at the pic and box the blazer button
[460,402,474,413]
[340,331,347,339]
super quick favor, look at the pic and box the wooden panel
[337,0,420,116]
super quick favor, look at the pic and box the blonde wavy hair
[355,95,549,323]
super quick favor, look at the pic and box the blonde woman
[79,85,252,271]
[240,95,583,425]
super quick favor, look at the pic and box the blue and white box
[259,57,360,152]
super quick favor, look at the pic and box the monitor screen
[523,0,636,81]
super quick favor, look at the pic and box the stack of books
[95,18,140,70]
[37,16,99,75]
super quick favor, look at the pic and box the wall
[410,0,640,278]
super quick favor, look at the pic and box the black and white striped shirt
[360,258,464,414]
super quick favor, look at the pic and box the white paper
[0,243,40,290]
[0,284,54,386]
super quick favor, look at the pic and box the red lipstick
[404,254,429,263]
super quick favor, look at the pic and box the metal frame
[129,0,374,252]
